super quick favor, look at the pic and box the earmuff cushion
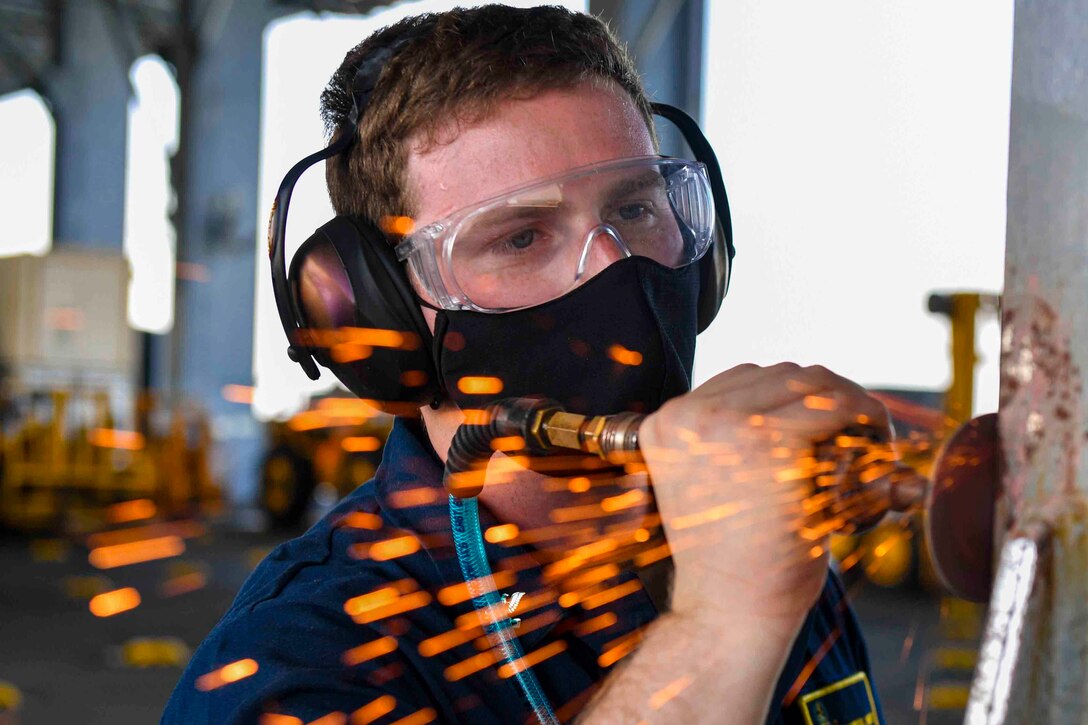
[290,216,440,406]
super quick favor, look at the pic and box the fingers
[759,390,892,445]
[697,363,892,437]
[694,362,802,400]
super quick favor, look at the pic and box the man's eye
[500,229,535,252]
[615,203,651,222]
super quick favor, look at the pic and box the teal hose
[448,494,559,725]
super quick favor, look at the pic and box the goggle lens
[401,157,714,312]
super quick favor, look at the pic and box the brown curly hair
[319,5,656,231]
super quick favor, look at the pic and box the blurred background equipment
[0,386,221,532]
[259,397,392,527]
[0,250,221,532]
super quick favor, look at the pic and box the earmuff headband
[650,103,735,264]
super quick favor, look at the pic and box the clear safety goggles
[394,155,716,312]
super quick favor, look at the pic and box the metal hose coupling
[531,409,646,465]
[443,398,647,499]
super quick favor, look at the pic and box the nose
[576,225,631,281]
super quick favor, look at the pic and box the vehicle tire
[260,445,316,529]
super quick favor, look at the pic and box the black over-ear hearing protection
[268,41,736,411]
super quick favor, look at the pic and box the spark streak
[195,658,259,691]
[89,587,141,617]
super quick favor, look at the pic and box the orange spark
[342,637,398,666]
[88,428,145,450]
[483,524,519,544]
[195,658,259,691]
[460,409,492,425]
[564,564,621,590]
[576,612,618,636]
[456,377,504,395]
[380,216,415,236]
[418,627,480,657]
[388,488,441,508]
[88,520,205,548]
[316,398,380,416]
[633,528,650,543]
[633,543,671,568]
[490,436,526,452]
[351,695,396,724]
[89,536,185,569]
[510,610,561,639]
[597,630,643,668]
[367,536,421,562]
[498,641,568,679]
[331,343,373,363]
[342,436,383,453]
[650,675,693,710]
[669,502,742,530]
[389,709,436,725]
[345,327,419,350]
[607,345,644,366]
[160,571,207,597]
[400,370,429,387]
[444,651,498,682]
[104,499,157,524]
[782,628,841,706]
[287,411,333,432]
[221,384,255,404]
[568,476,592,493]
[259,715,302,725]
[582,580,642,610]
[347,591,432,625]
[803,395,838,411]
[338,512,383,530]
[344,587,399,616]
[89,587,141,617]
[600,489,647,512]
[436,570,516,607]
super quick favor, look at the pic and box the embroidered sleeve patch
[798,671,880,725]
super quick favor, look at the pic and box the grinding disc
[925,412,1000,603]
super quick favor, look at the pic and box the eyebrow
[599,169,667,203]
[461,206,553,241]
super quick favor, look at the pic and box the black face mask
[431,256,700,416]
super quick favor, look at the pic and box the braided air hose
[444,398,561,725]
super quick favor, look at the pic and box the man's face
[404,79,657,328]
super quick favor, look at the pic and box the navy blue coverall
[163,418,884,724]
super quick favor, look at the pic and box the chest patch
[798,671,879,725]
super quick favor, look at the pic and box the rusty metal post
[966,0,1088,722]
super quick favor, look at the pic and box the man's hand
[642,362,895,636]
[580,362,905,724]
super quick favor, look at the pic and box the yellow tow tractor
[0,386,221,533]
[259,396,393,528]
